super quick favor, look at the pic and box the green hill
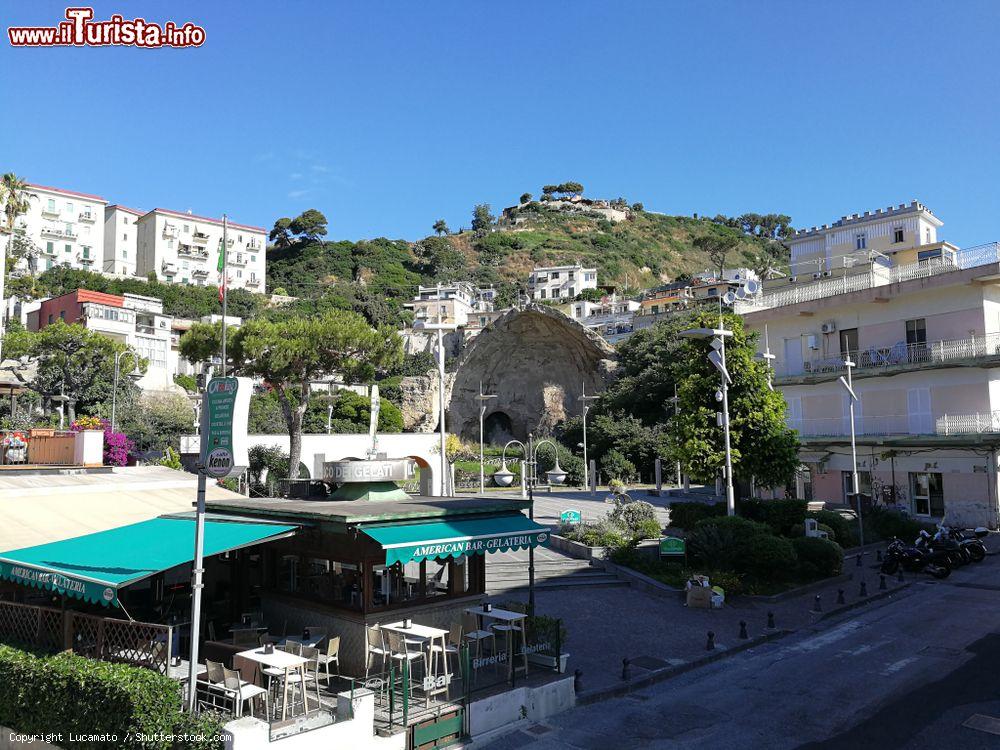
[265,202,791,326]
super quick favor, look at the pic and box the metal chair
[461,612,495,659]
[429,624,462,676]
[365,625,387,677]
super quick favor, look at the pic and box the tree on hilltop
[471,204,495,234]
[432,219,450,236]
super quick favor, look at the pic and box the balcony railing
[161,261,178,275]
[78,212,95,223]
[41,207,60,218]
[191,231,210,244]
[192,267,209,278]
[177,245,209,259]
[936,411,1000,435]
[737,242,1000,314]
[782,332,1000,379]
[41,226,76,240]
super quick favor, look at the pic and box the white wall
[14,185,107,275]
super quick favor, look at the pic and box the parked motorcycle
[916,529,967,567]
[881,537,951,578]
[941,526,987,563]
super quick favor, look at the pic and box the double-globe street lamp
[525,435,565,615]
[476,381,497,493]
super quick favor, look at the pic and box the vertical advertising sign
[200,376,251,478]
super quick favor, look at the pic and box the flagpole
[221,214,228,378]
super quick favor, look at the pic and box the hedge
[792,537,844,579]
[737,498,808,536]
[667,501,726,530]
[0,644,225,749]
[809,510,857,548]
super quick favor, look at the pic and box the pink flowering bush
[70,417,134,466]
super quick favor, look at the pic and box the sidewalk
[496,554,916,696]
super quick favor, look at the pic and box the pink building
[740,204,1000,528]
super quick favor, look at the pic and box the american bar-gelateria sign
[384,531,549,566]
[0,562,117,606]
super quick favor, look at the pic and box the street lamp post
[526,436,565,616]
[839,358,865,547]
[667,385,681,487]
[679,327,735,516]
[414,290,458,497]
[579,383,598,494]
[477,381,497,494]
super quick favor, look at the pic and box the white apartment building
[560,295,640,344]
[136,209,266,291]
[739,203,1000,527]
[405,282,495,327]
[102,205,142,276]
[9,184,108,275]
[527,264,597,301]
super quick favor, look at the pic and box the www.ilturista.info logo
[8,7,205,48]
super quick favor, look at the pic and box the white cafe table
[282,632,327,649]
[237,647,311,721]
[465,607,528,675]
[381,621,450,678]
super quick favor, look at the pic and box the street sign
[560,509,582,525]
[200,376,251,478]
[659,536,686,558]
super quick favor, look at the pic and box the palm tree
[1,173,30,233]
[432,219,449,236]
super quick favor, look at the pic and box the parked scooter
[941,526,988,563]
[881,537,951,579]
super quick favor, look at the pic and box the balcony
[737,242,1000,314]
[78,212,96,223]
[162,223,179,239]
[76,250,95,264]
[937,411,1000,435]
[191,231,210,245]
[177,244,209,259]
[227,252,247,266]
[41,226,76,240]
[161,261,178,276]
[778,332,1000,382]
[192,267,209,278]
[245,276,261,287]
[41,206,60,219]
[791,414,918,438]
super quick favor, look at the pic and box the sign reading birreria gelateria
[659,536,686,558]
[324,459,415,483]
[201,376,251,478]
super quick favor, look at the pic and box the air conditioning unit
[821,321,837,334]
[806,335,820,350]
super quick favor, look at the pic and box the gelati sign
[324,459,415,483]
[200,376,251,478]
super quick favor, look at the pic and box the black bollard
[837,588,845,605]
[621,658,631,681]
[879,574,887,591]
[706,631,716,651]
[877,549,883,562]
[859,580,868,597]
[739,621,749,640]
[856,552,863,567]
[897,569,904,583]
[812,594,822,613]
[574,669,583,694]
[767,611,775,630]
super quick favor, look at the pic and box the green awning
[361,514,550,566]
[0,516,296,607]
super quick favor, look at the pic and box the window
[569,288,576,297]
[47,199,55,212]
[539,289,547,299]
[46,260,53,270]
[907,388,932,434]
[905,318,927,347]
[45,241,53,254]
[251,255,256,262]
[167,239,174,249]
[893,227,904,243]
[839,328,858,358]
[47,314,53,324]
[708,288,718,296]
[64,244,71,254]
[238,234,243,242]
[925,228,931,243]
[855,233,866,250]
[651,304,660,314]
[551,271,560,279]
[122,250,127,258]
[917,248,941,264]
[65,202,73,213]
[183,224,190,233]
[842,470,872,503]
[123,233,127,241]
[910,472,944,516]
[59,311,65,320]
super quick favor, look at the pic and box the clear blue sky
[2,0,1000,246]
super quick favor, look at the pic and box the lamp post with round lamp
[525,435,566,615]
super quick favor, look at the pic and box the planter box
[527,652,570,673]
[548,534,608,561]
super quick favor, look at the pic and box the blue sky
[2,0,1000,246]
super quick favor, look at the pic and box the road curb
[812,581,913,621]
[574,628,793,706]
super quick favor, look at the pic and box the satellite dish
[735,287,748,300]
[744,279,760,294]
[723,291,736,305]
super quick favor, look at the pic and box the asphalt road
[481,558,1000,750]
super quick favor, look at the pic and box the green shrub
[737,498,808,536]
[173,374,197,393]
[744,534,798,581]
[810,510,857,548]
[600,449,637,482]
[0,644,225,749]
[792,537,844,580]
[568,520,630,549]
[869,508,936,542]
[632,518,663,540]
[609,499,658,537]
[686,515,772,570]
[667,501,725,530]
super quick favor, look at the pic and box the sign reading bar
[560,509,582,525]
[324,459,415,483]
[201,376,251,479]
[659,536,686,558]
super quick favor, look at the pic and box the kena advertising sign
[201,376,251,478]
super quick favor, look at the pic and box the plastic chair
[461,612,495,659]
[365,625,387,677]
[429,624,462,675]
[222,666,269,718]
[317,636,340,684]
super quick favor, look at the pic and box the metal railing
[936,411,1000,435]
[784,332,1000,378]
[790,414,915,437]
[738,242,1000,313]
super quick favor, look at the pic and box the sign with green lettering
[560,509,582,525]
[201,376,251,478]
[659,536,686,557]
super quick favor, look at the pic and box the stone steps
[487,558,626,591]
